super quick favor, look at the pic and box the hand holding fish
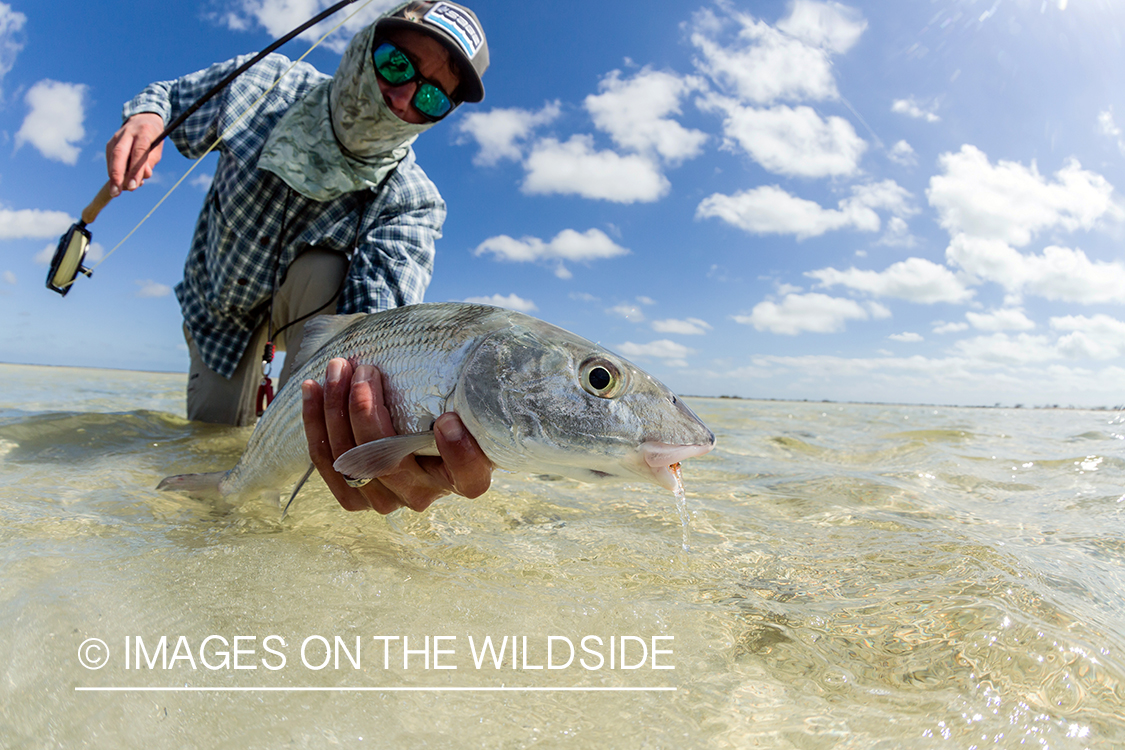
[157,303,714,510]
[302,358,493,513]
[106,113,165,196]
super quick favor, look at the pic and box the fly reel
[46,221,94,296]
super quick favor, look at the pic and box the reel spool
[46,221,94,296]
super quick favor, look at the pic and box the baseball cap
[376,1,489,103]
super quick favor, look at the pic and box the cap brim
[375,17,484,103]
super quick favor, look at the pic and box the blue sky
[3,0,1125,407]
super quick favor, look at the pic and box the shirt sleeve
[121,54,302,162]
[337,161,446,314]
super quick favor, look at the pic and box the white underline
[75,686,676,693]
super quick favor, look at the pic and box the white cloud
[473,227,629,279]
[868,301,892,319]
[854,180,916,215]
[891,97,940,123]
[1097,108,1125,155]
[462,293,537,313]
[878,216,916,247]
[965,308,1035,332]
[1098,109,1120,138]
[888,140,916,167]
[697,180,911,239]
[190,173,214,191]
[933,321,969,334]
[703,98,866,178]
[946,236,1125,304]
[707,264,734,282]
[700,185,866,238]
[690,3,856,104]
[521,136,669,203]
[776,0,867,54]
[1052,314,1125,359]
[927,146,1125,304]
[88,241,105,264]
[586,69,707,164]
[950,333,1059,365]
[0,207,74,239]
[734,292,884,335]
[651,318,712,335]
[888,332,923,343]
[925,315,1125,364]
[16,80,87,165]
[2,270,14,285]
[220,0,393,53]
[708,351,1125,407]
[457,102,561,166]
[135,280,171,298]
[928,145,1118,247]
[608,303,645,323]
[616,339,695,368]
[807,257,974,304]
[0,3,26,93]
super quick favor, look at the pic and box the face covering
[258,22,436,202]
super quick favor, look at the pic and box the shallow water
[1,362,1124,748]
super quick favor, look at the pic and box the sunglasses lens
[373,41,455,122]
[373,43,415,85]
[413,85,452,120]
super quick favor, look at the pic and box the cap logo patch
[423,2,483,59]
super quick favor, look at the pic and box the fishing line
[75,0,381,282]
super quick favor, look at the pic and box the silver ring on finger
[344,475,372,488]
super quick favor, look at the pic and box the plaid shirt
[123,53,445,378]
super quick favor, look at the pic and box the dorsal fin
[291,313,367,372]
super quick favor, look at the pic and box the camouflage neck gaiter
[258,22,435,202]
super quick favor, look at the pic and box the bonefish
[158,303,716,505]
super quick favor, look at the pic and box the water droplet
[671,463,690,552]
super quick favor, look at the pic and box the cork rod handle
[80,181,116,226]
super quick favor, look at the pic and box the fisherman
[105,1,493,512]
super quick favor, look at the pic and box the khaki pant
[184,248,350,426]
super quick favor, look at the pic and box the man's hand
[301,358,492,513]
[106,113,166,197]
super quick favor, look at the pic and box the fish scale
[159,302,716,504]
[223,304,498,498]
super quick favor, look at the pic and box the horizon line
[3,360,1119,412]
[75,686,677,693]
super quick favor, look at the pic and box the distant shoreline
[2,360,1120,413]
[0,360,187,376]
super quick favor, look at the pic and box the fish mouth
[641,441,715,492]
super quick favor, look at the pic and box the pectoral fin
[332,432,438,480]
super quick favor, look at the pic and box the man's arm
[302,359,492,513]
[106,60,233,197]
[338,158,446,313]
[106,54,316,197]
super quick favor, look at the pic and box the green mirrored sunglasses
[372,41,455,122]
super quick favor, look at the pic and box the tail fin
[157,471,227,499]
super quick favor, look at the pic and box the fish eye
[579,357,626,399]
